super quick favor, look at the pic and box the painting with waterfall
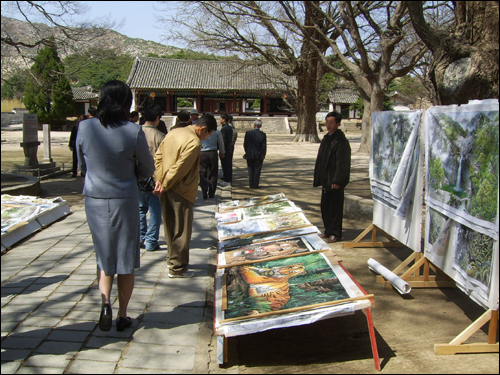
[424,101,499,239]
[369,110,422,216]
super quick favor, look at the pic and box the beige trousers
[160,190,194,275]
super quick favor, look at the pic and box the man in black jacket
[243,118,267,188]
[313,111,351,243]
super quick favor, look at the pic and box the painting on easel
[223,252,350,320]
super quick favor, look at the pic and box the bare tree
[157,1,344,142]
[298,1,430,153]
[1,1,119,80]
[406,1,499,105]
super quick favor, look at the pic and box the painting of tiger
[238,263,306,311]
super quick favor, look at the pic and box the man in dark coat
[243,118,267,189]
[313,111,351,243]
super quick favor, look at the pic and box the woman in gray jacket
[77,80,154,332]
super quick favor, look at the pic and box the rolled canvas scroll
[367,258,412,294]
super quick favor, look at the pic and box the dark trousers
[320,187,345,239]
[246,159,263,188]
[221,145,233,183]
[72,149,78,176]
[199,150,218,197]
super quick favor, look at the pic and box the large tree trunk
[407,1,499,105]
[358,91,384,154]
[293,71,320,142]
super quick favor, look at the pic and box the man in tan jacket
[153,113,217,278]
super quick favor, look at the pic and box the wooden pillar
[262,96,268,115]
[166,94,171,113]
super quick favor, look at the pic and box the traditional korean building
[125,57,295,116]
[327,88,361,120]
[387,90,415,110]
[71,85,99,116]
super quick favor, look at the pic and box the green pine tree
[23,36,74,124]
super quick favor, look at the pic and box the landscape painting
[425,103,499,237]
[224,252,350,320]
[217,212,311,240]
[454,223,494,293]
[218,193,287,212]
[238,200,301,221]
[218,227,320,250]
[222,237,313,265]
[370,111,421,188]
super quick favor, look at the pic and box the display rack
[342,224,406,248]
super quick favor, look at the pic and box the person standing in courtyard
[138,105,165,252]
[243,118,267,189]
[153,113,217,278]
[69,114,86,177]
[313,111,351,243]
[219,113,234,186]
[200,125,225,199]
[77,80,155,332]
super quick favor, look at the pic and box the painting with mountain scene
[425,103,499,238]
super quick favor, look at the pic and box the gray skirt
[85,196,140,276]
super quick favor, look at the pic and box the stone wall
[161,115,292,134]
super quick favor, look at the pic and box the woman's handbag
[137,176,155,192]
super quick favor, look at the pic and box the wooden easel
[343,224,406,248]
[434,309,499,355]
[376,251,455,289]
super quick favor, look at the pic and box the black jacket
[313,129,351,190]
[244,128,267,160]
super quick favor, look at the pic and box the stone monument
[15,114,60,177]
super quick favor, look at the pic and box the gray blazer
[76,117,155,198]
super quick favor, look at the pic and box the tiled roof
[388,91,414,103]
[71,85,99,100]
[126,57,295,92]
[328,89,359,104]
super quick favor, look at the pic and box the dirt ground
[1,128,498,373]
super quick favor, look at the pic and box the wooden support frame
[434,309,499,355]
[376,252,456,289]
[343,224,406,248]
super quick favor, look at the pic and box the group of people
[75,79,350,333]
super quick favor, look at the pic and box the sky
[84,1,175,45]
[3,1,179,46]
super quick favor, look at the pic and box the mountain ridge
[1,16,181,77]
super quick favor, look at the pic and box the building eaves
[126,57,295,92]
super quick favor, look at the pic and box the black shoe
[116,316,132,332]
[99,303,112,332]
[202,191,208,200]
[140,241,145,249]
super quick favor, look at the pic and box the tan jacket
[142,124,165,157]
[154,125,201,203]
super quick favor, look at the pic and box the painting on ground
[425,100,499,238]
[223,252,350,320]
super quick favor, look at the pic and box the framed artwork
[222,252,350,320]
[217,212,311,240]
[218,234,330,266]
[218,226,320,251]
[218,193,287,213]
